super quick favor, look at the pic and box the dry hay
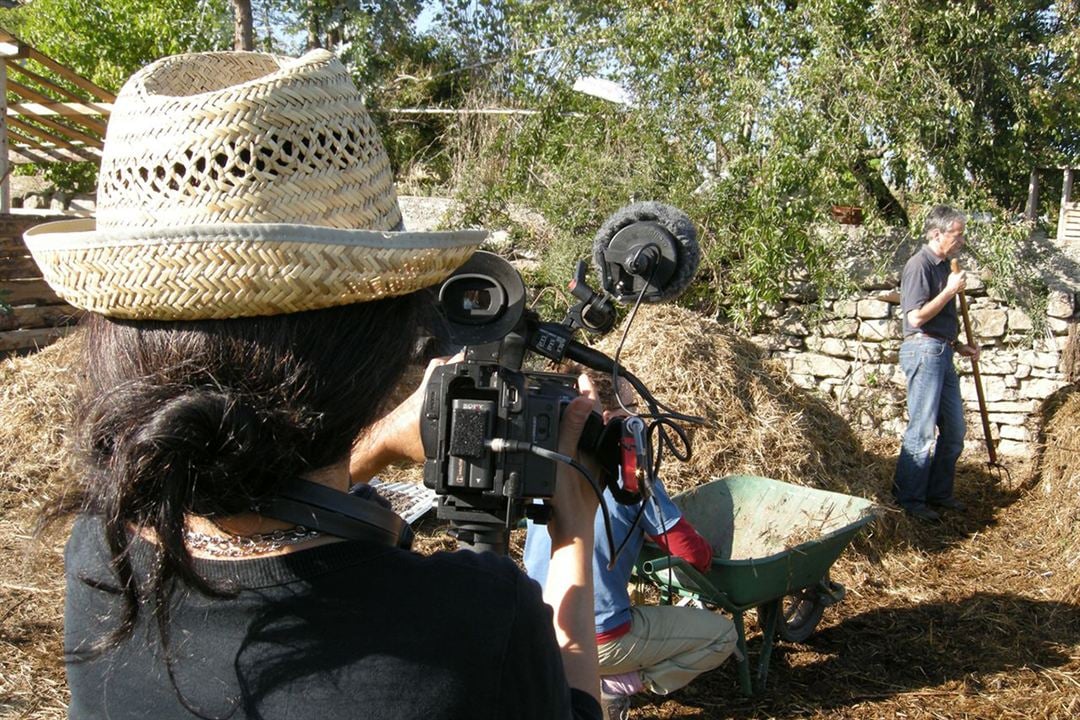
[591,303,875,499]
[584,305,1080,718]
[584,304,946,562]
[2,314,1079,720]
[0,334,81,502]
[0,333,82,720]
[1030,383,1080,602]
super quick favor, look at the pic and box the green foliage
[441,0,1078,328]
[39,162,98,194]
[1,0,1067,331]
[365,35,479,188]
[963,208,1050,338]
[251,1,466,189]
[0,0,232,91]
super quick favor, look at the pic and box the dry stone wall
[752,233,1078,456]
[4,189,1076,457]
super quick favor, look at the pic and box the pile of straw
[591,304,875,498]
[1032,385,1080,601]
[2,313,1078,719]
[0,334,80,719]
[0,335,80,500]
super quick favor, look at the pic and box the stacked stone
[758,273,1076,456]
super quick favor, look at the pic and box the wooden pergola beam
[0,31,115,102]
[7,79,108,134]
[9,145,101,164]
[5,104,101,148]
[1,54,7,212]
[0,31,112,215]
[7,60,111,128]
[22,46,115,102]
[7,124,100,161]
[7,127,45,147]
[7,115,95,149]
[7,101,112,117]
[0,40,28,60]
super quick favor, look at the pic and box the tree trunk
[232,0,254,51]
[306,0,323,50]
[852,154,909,227]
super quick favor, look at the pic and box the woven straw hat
[24,49,484,320]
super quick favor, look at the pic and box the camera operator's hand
[349,354,462,482]
[547,394,602,545]
[542,375,602,705]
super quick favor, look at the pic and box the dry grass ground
[1,309,1077,720]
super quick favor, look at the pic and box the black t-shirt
[900,245,959,340]
[64,515,601,720]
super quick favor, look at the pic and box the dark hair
[64,293,424,657]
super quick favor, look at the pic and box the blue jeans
[892,336,966,509]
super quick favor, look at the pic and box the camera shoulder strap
[261,480,413,550]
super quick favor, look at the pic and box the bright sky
[415,4,438,34]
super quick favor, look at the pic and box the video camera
[419,202,702,554]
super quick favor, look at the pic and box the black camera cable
[484,438,618,565]
[608,263,694,489]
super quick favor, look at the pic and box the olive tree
[443,0,1079,325]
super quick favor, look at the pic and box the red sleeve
[648,517,713,572]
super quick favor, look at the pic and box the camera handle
[446,521,516,555]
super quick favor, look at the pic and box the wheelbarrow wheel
[756,584,827,643]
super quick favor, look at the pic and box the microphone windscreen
[593,201,700,303]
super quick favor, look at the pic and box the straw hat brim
[25,218,485,320]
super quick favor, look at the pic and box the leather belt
[907,331,955,345]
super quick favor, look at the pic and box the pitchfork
[952,258,1011,481]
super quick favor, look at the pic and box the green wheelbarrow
[635,475,877,695]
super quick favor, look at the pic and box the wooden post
[1060,168,1074,241]
[1025,169,1040,222]
[1,59,9,214]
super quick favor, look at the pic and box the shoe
[904,505,941,522]
[929,497,966,512]
[600,692,632,720]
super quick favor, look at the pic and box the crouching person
[525,463,737,719]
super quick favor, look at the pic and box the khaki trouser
[597,605,738,695]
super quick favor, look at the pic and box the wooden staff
[951,258,998,465]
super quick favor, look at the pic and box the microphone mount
[565,260,618,334]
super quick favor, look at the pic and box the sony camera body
[420,202,701,553]
[419,250,609,551]
[420,354,584,534]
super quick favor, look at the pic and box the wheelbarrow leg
[755,597,782,692]
[732,610,753,696]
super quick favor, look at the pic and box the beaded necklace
[184,525,322,558]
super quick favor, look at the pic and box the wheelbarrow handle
[640,555,722,601]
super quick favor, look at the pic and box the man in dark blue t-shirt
[893,204,980,522]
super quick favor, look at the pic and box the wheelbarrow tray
[640,474,875,611]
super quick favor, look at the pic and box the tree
[442,0,1080,325]
[0,0,232,91]
[232,0,254,50]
